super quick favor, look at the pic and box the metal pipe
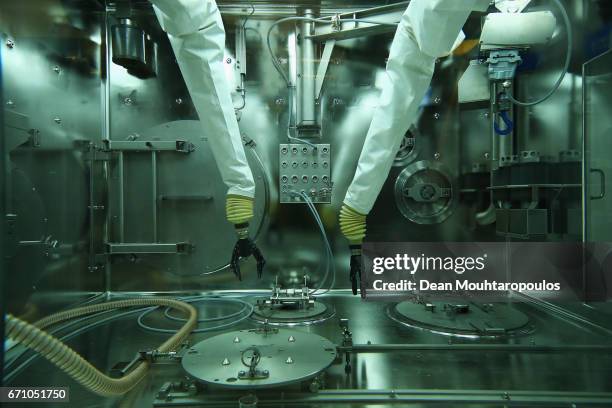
[154,389,612,406]
[338,344,612,353]
[151,151,158,242]
[296,9,317,131]
[118,151,125,242]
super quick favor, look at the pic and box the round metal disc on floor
[250,301,334,325]
[388,301,531,337]
[182,329,337,389]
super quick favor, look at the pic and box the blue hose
[494,110,514,136]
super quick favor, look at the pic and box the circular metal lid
[182,329,337,389]
[389,300,531,338]
[394,160,457,225]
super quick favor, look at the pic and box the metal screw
[54,117,62,124]
[434,97,441,104]
[6,39,14,48]
[288,336,295,342]
[434,152,441,160]
[433,113,440,120]
[52,65,61,74]
[226,57,232,64]
[233,336,241,343]
[484,152,490,160]
[175,98,183,105]
[6,100,14,107]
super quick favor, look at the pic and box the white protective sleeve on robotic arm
[150,0,256,198]
[343,0,490,215]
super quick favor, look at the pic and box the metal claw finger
[252,246,266,279]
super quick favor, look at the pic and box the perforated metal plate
[389,300,531,338]
[279,143,331,203]
[182,329,337,389]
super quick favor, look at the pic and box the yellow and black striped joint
[226,195,254,225]
[339,204,366,245]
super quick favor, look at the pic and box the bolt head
[434,152,441,160]
[6,39,14,48]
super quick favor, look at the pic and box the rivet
[222,358,230,366]
[233,336,240,343]
[285,356,294,364]
[6,39,15,48]
[288,336,295,342]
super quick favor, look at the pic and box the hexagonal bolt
[285,356,294,364]
[233,336,241,343]
[288,336,295,342]
[6,39,15,48]
[222,358,230,366]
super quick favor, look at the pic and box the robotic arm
[150,0,264,279]
[339,0,490,296]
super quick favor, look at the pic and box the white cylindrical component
[343,0,490,215]
[151,0,255,198]
[297,9,318,131]
[480,11,557,50]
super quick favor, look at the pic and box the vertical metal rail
[0,33,6,385]
[102,7,113,294]
[118,151,125,242]
[151,151,158,242]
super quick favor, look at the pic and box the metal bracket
[105,242,194,255]
[4,214,18,258]
[103,140,195,153]
[306,2,405,42]
[315,40,336,100]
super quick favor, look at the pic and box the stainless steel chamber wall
[2,0,612,316]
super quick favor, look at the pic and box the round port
[281,161,288,168]
[322,162,329,169]
[281,147,288,155]
[302,147,308,154]
[281,176,288,184]
[322,147,329,154]
[312,176,319,183]
[291,176,298,184]
[312,162,318,169]
[292,162,298,168]
[302,161,308,168]
[291,147,298,155]
[322,176,329,183]
[302,176,308,183]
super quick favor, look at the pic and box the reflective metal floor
[5,292,612,407]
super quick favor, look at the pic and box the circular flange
[393,125,421,167]
[182,329,337,389]
[388,300,531,338]
[394,160,457,225]
[251,301,334,325]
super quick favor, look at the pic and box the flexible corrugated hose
[339,204,367,245]
[5,298,197,397]
[226,194,254,225]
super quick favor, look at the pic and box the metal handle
[590,168,606,200]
